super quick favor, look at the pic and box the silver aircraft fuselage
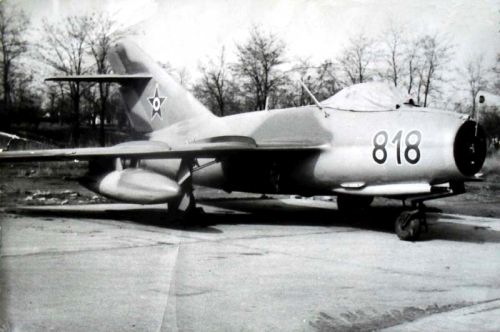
[141,105,480,197]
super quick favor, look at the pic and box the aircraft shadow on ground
[8,205,223,234]
[199,198,400,231]
[8,198,500,243]
[424,214,500,243]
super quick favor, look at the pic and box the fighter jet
[0,41,487,241]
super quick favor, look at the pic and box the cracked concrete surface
[1,199,500,331]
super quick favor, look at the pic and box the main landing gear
[337,194,427,241]
[394,202,428,241]
[167,158,204,221]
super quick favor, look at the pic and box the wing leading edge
[0,136,328,162]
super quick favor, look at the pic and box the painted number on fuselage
[372,130,421,165]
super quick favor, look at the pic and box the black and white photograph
[0,0,499,330]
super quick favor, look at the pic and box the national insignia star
[147,85,167,120]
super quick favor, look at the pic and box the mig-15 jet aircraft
[0,41,486,241]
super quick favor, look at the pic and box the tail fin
[108,40,214,133]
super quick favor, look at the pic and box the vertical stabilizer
[108,40,213,133]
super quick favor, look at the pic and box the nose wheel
[395,203,428,241]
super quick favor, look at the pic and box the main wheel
[395,210,422,241]
[167,191,197,220]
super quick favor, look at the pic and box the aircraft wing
[0,136,328,162]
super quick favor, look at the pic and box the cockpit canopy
[320,82,412,111]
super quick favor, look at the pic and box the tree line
[195,26,495,115]
[1,1,499,148]
[0,2,129,146]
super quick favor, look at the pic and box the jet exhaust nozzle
[80,169,182,204]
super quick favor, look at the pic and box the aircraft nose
[453,120,487,176]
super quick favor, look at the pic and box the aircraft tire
[395,210,421,241]
[167,191,197,220]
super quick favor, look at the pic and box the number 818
[372,130,421,165]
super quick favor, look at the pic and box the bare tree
[403,37,423,96]
[159,62,191,87]
[10,68,33,107]
[233,27,286,111]
[176,67,192,88]
[276,58,341,108]
[46,84,62,123]
[418,34,454,107]
[493,53,500,94]
[461,55,488,117]
[8,67,43,127]
[338,33,377,85]
[194,48,237,116]
[87,13,128,146]
[81,84,99,128]
[0,1,29,128]
[315,60,342,100]
[39,16,91,146]
[381,25,405,87]
[285,58,318,107]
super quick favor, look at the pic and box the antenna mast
[299,80,329,118]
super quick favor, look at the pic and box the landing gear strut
[395,202,428,241]
[167,158,204,221]
[394,182,466,241]
[167,191,203,220]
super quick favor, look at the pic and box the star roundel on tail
[147,84,167,120]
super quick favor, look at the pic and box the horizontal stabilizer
[0,136,327,162]
[45,74,152,84]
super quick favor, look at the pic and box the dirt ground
[0,159,499,217]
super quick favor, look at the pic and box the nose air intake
[453,120,487,176]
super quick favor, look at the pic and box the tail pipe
[454,120,487,176]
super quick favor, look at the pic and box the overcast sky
[14,0,500,107]
[17,0,499,70]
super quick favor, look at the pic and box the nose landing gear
[395,202,428,241]
[394,182,465,241]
